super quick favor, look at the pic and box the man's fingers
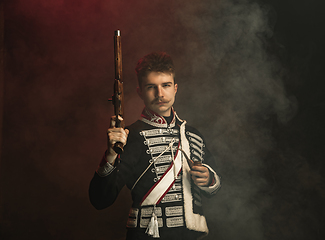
[193,177,208,183]
[107,128,126,134]
[125,128,129,135]
[191,165,207,172]
[190,171,209,179]
[107,128,129,146]
[110,115,124,128]
[191,176,208,186]
[190,165,210,187]
[190,167,209,177]
[191,172,209,186]
[107,132,128,145]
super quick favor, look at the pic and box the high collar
[140,107,182,128]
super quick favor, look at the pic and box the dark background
[1,0,324,239]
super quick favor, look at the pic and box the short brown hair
[135,52,175,87]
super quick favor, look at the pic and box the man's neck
[164,114,173,125]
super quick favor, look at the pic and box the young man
[89,52,221,240]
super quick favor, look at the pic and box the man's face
[137,72,178,117]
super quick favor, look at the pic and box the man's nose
[156,86,163,97]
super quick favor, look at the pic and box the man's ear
[174,83,178,94]
[137,86,143,99]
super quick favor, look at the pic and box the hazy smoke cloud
[172,0,297,239]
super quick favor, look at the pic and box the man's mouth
[152,99,169,105]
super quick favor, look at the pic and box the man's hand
[189,162,211,187]
[106,116,129,165]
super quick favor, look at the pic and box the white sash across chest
[140,142,182,206]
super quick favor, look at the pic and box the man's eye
[163,84,171,87]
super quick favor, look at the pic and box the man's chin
[149,106,171,117]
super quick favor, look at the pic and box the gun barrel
[114,30,122,81]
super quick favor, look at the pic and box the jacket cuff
[96,152,116,177]
[198,164,221,195]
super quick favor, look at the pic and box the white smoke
[173,0,298,239]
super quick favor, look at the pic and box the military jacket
[89,108,220,238]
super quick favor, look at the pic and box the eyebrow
[144,82,173,87]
